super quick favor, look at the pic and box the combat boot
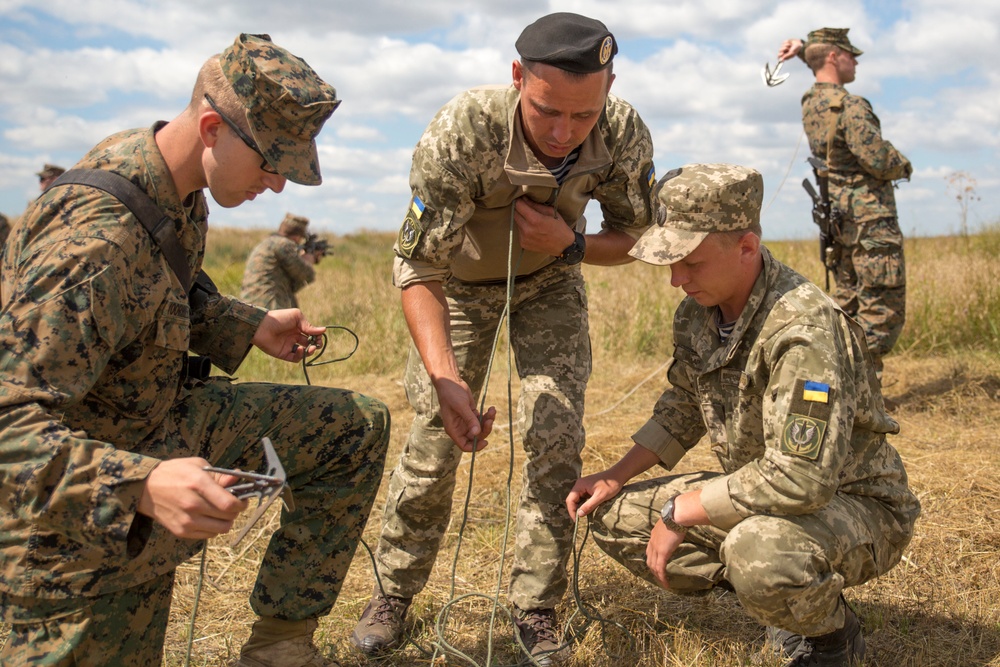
[768,602,866,666]
[513,606,568,666]
[349,589,412,655]
[236,617,339,666]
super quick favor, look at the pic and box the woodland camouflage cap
[220,33,340,186]
[279,212,309,236]
[629,163,763,265]
[36,164,65,180]
[806,27,863,56]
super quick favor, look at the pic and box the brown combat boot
[768,602,866,667]
[349,590,412,655]
[513,606,568,666]
[236,617,339,667]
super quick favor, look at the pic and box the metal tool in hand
[761,60,789,87]
[204,437,294,547]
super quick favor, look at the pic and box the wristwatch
[660,494,688,535]
[557,231,586,265]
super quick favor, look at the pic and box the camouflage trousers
[834,215,906,370]
[590,471,909,637]
[375,263,591,610]
[0,377,390,666]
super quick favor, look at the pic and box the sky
[1,0,998,240]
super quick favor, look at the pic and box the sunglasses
[204,94,279,175]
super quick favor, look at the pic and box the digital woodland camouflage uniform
[241,218,316,310]
[377,84,655,612]
[800,28,912,374]
[593,164,920,639]
[0,34,389,666]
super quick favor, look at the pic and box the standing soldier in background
[36,164,67,192]
[350,11,655,665]
[778,28,912,380]
[0,213,9,250]
[242,213,324,310]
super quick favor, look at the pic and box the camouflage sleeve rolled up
[591,95,656,239]
[840,96,912,182]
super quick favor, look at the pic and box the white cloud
[1,0,998,240]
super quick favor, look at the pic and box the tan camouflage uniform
[591,245,920,637]
[0,98,388,667]
[241,234,316,310]
[801,79,912,373]
[377,85,655,611]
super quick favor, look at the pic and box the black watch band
[557,231,586,265]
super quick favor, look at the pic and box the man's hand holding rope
[252,308,326,362]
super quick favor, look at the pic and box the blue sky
[1,0,998,240]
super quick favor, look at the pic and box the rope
[761,130,804,217]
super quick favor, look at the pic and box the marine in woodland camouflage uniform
[778,28,912,378]
[567,164,919,666]
[0,34,388,667]
[241,213,319,310]
[351,12,655,664]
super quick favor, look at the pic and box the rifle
[301,232,330,259]
[801,157,841,291]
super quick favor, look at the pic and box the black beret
[515,12,617,74]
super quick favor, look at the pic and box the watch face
[560,233,586,265]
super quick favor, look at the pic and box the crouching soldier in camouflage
[567,164,919,666]
[0,34,389,667]
[350,11,655,666]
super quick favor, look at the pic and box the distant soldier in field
[0,212,9,249]
[0,33,389,667]
[241,213,324,310]
[777,28,912,380]
[350,11,655,665]
[567,164,920,667]
[36,163,66,192]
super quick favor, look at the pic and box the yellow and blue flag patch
[398,195,426,258]
[802,381,830,404]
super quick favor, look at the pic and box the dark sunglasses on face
[204,94,279,175]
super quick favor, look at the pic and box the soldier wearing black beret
[351,11,656,666]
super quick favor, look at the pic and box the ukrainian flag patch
[410,195,425,219]
[802,381,830,404]
[646,165,656,189]
[398,195,426,258]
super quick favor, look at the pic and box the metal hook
[761,60,789,87]
[204,436,295,547]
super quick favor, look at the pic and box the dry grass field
[2,226,998,666]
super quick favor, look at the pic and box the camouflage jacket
[0,124,266,598]
[802,82,912,223]
[633,247,919,539]
[240,234,315,310]
[392,85,655,287]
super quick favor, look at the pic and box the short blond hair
[189,56,250,132]
[804,43,837,73]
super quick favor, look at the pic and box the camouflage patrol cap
[36,163,65,180]
[629,163,763,265]
[806,27,863,56]
[278,212,309,236]
[516,12,617,73]
[220,33,341,186]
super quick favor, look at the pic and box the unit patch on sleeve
[779,378,834,460]
[397,195,426,258]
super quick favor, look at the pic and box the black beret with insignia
[515,12,617,74]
